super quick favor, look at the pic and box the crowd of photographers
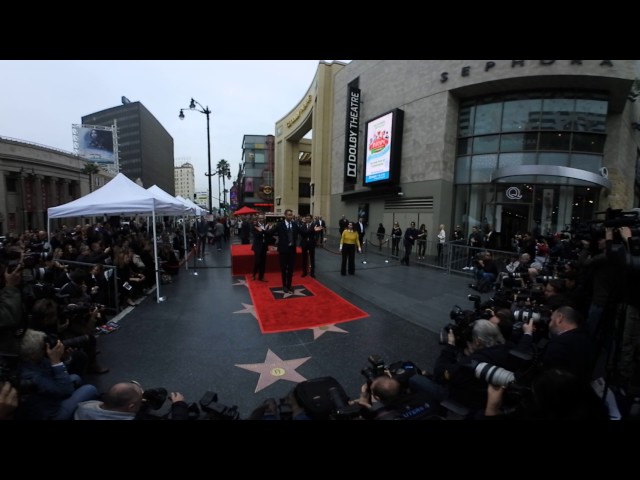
[3,209,640,420]
[0,220,202,420]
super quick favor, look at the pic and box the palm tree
[216,159,231,212]
[81,162,100,175]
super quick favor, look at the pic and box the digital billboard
[363,109,404,187]
[73,124,116,165]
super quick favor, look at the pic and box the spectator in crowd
[376,223,386,251]
[401,222,419,266]
[251,214,271,282]
[339,222,361,276]
[416,224,427,260]
[338,215,348,235]
[437,224,446,265]
[410,320,518,417]
[356,217,367,249]
[0,382,19,420]
[390,222,402,258]
[16,329,98,420]
[518,305,597,384]
[74,381,189,420]
[300,214,320,278]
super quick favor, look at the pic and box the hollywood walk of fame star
[272,285,310,299]
[233,302,258,319]
[232,278,248,288]
[311,324,349,340]
[236,349,311,392]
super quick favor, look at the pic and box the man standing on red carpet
[270,209,299,294]
[251,214,272,282]
[300,214,320,278]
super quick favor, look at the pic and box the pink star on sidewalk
[235,349,311,393]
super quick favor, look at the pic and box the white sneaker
[462,266,470,270]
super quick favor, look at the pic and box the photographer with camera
[410,320,519,418]
[517,305,596,385]
[483,367,609,419]
[74,381,189,420]
[352,375,435,420]
[14,329,98,420]
[0,381,19,420]
[1,256,26,357]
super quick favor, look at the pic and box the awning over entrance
[491,165,611,190]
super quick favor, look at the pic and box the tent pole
[183,215,188,271]
[152,210,161,303]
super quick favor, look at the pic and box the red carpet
[245,272,369,334]
[231,244,302,275]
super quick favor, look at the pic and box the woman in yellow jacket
[339,221,361,275]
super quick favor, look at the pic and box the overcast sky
[0,60,348,198]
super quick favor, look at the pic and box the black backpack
[293,376,351,420]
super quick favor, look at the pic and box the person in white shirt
[437,224,446,265]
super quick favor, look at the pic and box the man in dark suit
[356,217,366,248]
[518,305,597,384]
[300,214,319,278]
[338,215,348,235]
[316,216,326,247]
[251,214,272,282]
[484,224,500,251]
[196,216,208,258]
[270,209,299,293]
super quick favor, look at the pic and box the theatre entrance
[499,204,530,249]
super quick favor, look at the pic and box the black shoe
[310,273,316,278]
[341,273,346,276]
[258,278,268,282]
[301,272,308,278]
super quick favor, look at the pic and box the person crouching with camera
[15,329,98,420]
[409,320,519,418]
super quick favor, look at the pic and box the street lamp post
[179,98,213,214]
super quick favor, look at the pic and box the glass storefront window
[575,99,607,133]
[470,155,497,183]
[540,98,575,131]
[472,135,499,154]
[458,104,475,137]
[501,98,542,132]
[473,102,502,135]
[538,152,569,167]
[569,153,602,173]
[457,137,472,155]
[539,132,571,151]
[455,156,471,183]
[571,133,606,153]
[498,152,537,168]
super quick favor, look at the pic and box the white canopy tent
[47,173,190,303]
[147,186,197,271]
[176,196,205,216]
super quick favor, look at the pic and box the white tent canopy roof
[48,173,188,218]
[146,185,193,215]
[176,195,205,216]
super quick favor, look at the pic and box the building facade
[0,137,114,233]
[174,161,195,201]
[82,101,175,194]
[238,134,275,212]
[325,60,640,246]
[274,61,347,217]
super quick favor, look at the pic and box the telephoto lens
[473,362,515,388]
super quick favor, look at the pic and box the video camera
[361,354,421,389]
[0,353,36,394]
[198,391,240,420]
[440,294,492,349]
[45,333,91,350]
